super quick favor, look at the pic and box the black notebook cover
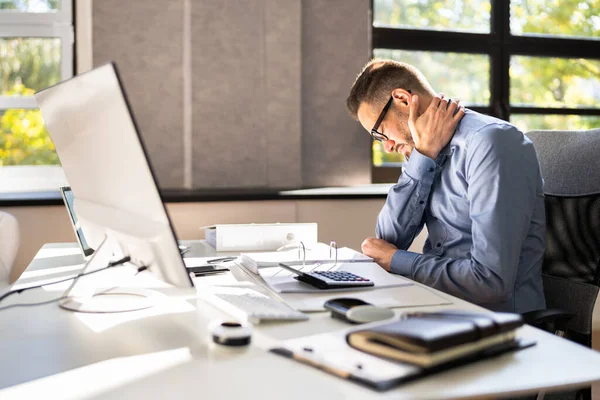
[347,310,524,355]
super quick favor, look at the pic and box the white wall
[1,199,427,283]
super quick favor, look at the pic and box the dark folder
[346,310,524,367]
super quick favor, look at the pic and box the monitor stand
[59,237,157,313]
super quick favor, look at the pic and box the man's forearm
[390,251,512,305]
[376,149,437,249]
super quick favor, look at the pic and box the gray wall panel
[302,0,371,187]
[191,0,267,188]
[93,0,185,189]
[265,0,302,188]
[92,0,371,189]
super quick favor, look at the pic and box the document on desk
[272,326,418,391]
[271,282,453,312]
[258,261,410,293]
[239,243,372,274]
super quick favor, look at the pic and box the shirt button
[436,243,442,247]
[427,167,434,172]
[419,200,424,204]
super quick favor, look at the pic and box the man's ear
[391,88,412,107]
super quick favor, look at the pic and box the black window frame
[371,0,600,183]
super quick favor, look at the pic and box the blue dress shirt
[377,109,546,313]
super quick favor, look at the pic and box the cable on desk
[135,266,148,275]
[0,256,132,311]
[0,296,66,312]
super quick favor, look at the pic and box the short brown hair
[346,59,434,120]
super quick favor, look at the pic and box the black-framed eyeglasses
[370,90,411,142]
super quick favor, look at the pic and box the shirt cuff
[390,250,420,277]
[402,149,436,184]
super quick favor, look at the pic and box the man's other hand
[409,93,465,160]
[361,238,398,272]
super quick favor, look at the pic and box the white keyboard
[206,287,308,324]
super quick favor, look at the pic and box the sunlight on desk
[194,271,257,287]
[0,348,192,400]
[34,246,83,260]
[74,292,196,333]
[10,273,78,292]
[19,264,83,280]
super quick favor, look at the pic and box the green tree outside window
[0,37,61,166]
[372,0,600,167]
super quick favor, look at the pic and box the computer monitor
[35,62,193,311]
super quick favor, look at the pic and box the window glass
[0,0,60,12]
[374,49,490,106]
[511,114,600,133]
[0,109,59,166]
[373,0,491,33]
[373,141,405,167]
[510,56,600,108]
[511,0,600,39]
[0,38,61,96]
[0,0,70,195]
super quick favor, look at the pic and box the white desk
[2,242,600,399]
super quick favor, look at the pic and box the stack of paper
[239,242,372,274]
[258,261,411,293]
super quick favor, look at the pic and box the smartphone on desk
[187,265,229,276]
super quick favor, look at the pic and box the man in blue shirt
[346,59,546,313]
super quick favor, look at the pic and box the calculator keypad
[312,271,370,282]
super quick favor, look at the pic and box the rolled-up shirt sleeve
[376,149,436,250]
[389,124,540,305]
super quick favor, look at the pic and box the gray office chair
[524,128,600,400]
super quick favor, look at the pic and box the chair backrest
[0,211,20,289]
[527,128,600,347]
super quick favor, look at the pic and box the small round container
[210,321,253,347]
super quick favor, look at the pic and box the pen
[193,269,229,276]
[270,348,351,379]
[207,256,237,264]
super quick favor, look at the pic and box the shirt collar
[438,108,468,157]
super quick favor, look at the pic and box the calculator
[278,263,374,290]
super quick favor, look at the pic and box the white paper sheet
[277,284,453,312]
[259,261,411,293]
[273,323,420,383]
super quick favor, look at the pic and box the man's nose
[383,139,396,153]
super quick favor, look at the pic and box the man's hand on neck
[408,93,465,160]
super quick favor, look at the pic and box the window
[371,0,600,182]
[0,0,72,193]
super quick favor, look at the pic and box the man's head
[346,59,435,158]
